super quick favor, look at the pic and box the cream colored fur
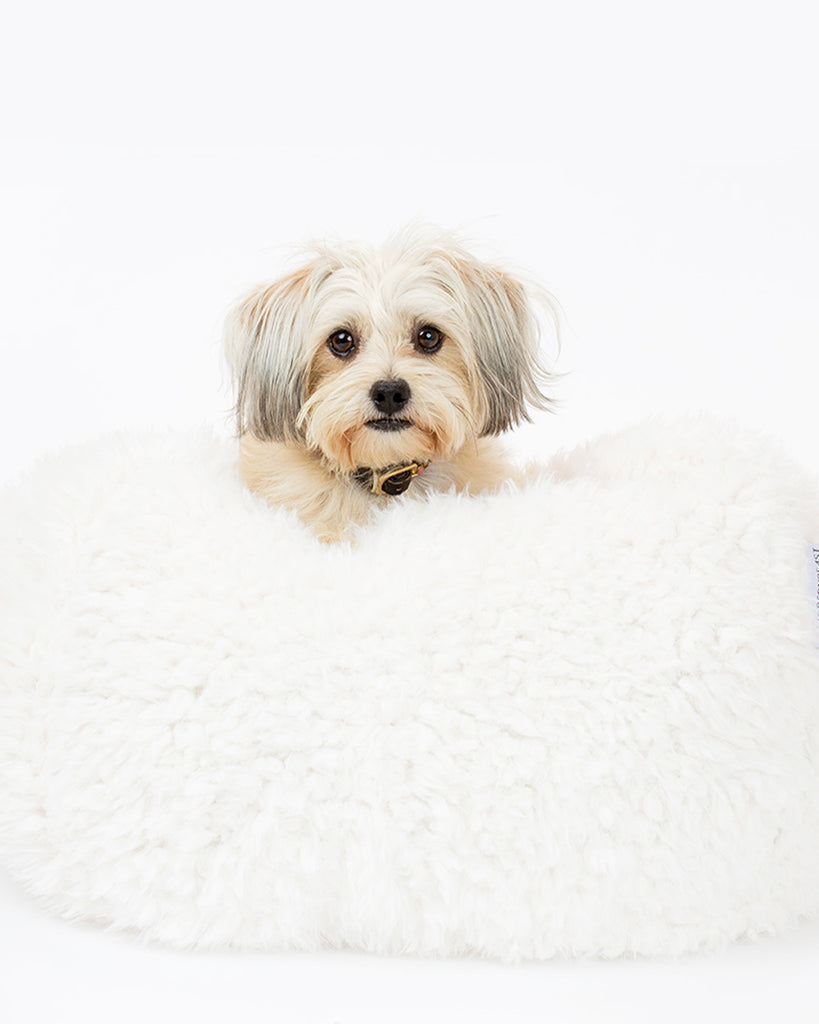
[240,433,516,543]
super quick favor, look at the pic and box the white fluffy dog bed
[1,419,818,959]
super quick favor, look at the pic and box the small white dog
[224,227,556,542]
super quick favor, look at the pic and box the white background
[1,0,818,1021]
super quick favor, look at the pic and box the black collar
[351,460,430,496]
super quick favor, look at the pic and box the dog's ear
[455,258,553,436]
[223,267,318,441]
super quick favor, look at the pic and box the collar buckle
[372,461,429,496]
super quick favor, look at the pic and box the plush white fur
[0,419,818,959]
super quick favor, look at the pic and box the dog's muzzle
[353,461,429,496]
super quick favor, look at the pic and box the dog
[223,227,556,542]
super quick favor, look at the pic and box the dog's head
[224,228,555,473]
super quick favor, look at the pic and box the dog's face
[225,229,551,473]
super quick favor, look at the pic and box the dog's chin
[317,420,443,473]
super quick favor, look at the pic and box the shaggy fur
[223,228,556,541]
[0,419,818,958]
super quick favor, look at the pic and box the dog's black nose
[370,379,411,416]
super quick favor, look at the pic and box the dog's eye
[415,325,443,353]
[327,329,357,358]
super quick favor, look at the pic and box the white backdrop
[2,0,818,1021]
